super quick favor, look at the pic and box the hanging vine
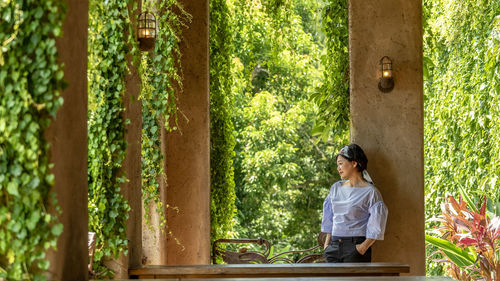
[0,1,65,280]
[209,0,237,242]
[87,0,137,276]
[311,0,349,142]
[139,0,190,229]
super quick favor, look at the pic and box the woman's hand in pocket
[356,238,375,255]
[355,244,367,255]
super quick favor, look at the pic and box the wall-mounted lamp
[138,11,157,51]
[378,56,394,93]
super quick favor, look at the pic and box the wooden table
[129,263,411,279]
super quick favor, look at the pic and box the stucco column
[142,188,166,265]
[164,0,210,265]
[123,63,143,270]
[349,0,425,275]
[46,0,89,280]
[104,2,143,276]
[142,126,168,265]
[104,57,143,278]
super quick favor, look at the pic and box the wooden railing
[212,237,326,264]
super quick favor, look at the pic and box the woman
[321,144,388,263]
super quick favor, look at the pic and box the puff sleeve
[366,201,388,240]
[321,193,333,233]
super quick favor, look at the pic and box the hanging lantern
[138,11,157,51]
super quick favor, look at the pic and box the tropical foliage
[426,196,499,281]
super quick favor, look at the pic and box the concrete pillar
[104,2,143,276]
[46,0,89,280]
[164,0,211,265]
[104,57,143,278]
[142,126,168,265]
[349,0,425,275]
[142,194,166,265]
[123,63,143,270]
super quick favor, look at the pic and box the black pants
[324,236,371,263]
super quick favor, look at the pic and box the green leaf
[51,223,63,236]
[38,260,50,271]
[26,211,41,230]
[425,234,475,267]
[7,249,15,264]
[6,182,19,196]
[11,165,22,177]
[46,173,55,185]
[458,183,477,212]
[109,210,118,218]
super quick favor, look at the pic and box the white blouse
[321,180,388,240]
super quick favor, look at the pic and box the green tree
[230,0,346,251]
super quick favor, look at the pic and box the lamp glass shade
[138,11,157,51]
[138,12,156,39]
[380,56,392,77]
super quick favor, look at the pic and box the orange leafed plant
[426,195,500,281]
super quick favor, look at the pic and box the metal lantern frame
[138,11,157,51]
[378,56,394,93]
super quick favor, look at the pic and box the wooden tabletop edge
[129,263,411,275]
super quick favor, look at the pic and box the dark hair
[336,143,368,172]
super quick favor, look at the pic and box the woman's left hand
[356,244,367,255]
[356,238,375,255]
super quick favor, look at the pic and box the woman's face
[336,155,358,180]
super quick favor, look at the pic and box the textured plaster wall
[104,55,143,278]
[122,62,143,270]
[163,0,211,265]
[141,124,169,265]
[108,1,144,275]
[46,0,89,279]
[141,192,166,265]
[349,0,425,275]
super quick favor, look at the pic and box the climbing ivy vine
[423,0,500,275]
[209,0,237,242]
[87,0,136,276]
[0,1,65,280]
[139,0,190,229]
[311,0,349,142]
